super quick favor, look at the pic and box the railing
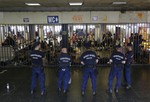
[0,24,150,68]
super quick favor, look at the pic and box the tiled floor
[0,65,150,102]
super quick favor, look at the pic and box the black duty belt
[32,64,42,67]
[86,65,95,68]
[112,64,124,67]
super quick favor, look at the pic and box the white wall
[119,11,147,23]
[0,11,149,24]
[91,11,119,23]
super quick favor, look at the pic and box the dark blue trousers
[58,68,70,91]
[124,64,131,85]
[31,67,45,92]
[81,68,96,92]
[108,66,123,90]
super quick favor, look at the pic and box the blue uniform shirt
[80,50,98,68]
[30,50,45,66]
[125,51,134,65]
[110,51,125,64]
[58,53,71,68]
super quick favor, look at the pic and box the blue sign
[47,16,59,23]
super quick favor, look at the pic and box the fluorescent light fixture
[112,2,127,5]
[25,3,41,6]
[69,2,83,6]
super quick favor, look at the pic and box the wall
[0,11,150,24]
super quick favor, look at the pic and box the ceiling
[0,0,150,12]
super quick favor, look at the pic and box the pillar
[39,25,44,41]
[95,24,100,41]
[29,24,35,42]
[61,24,68,48]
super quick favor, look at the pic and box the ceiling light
[69,2,83,6]
[112,2,127,5]
[25,3,41,6]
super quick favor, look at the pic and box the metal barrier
[0,24,150,67]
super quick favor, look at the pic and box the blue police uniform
[124,46,133,87]
[108,50,125,92]
[80,50,98,93]
[57,53,71,92]
[30,50,45,93]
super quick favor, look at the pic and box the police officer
[30,42,46,95]
[124,43,134,89]
[107,45,125,93]
[57,48,71,93]
[80,43,98,96]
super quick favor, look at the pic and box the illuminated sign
[47,16,59,23]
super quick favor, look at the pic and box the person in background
[123,43,134,89]
[57,48,71,94]
[30,42,46,95]
[72,33,77,44]
[107,45,125,93]
[80,42,98,96]
[129,33,134,44]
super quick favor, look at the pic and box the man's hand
[122,61,126,64]
[96,59,99,64]
[107,59,112,64]
[81,61,85,65]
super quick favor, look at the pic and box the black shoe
[126,85,131,89]
[114,88,118,93]
[81,91,85,96]
[30,90,34,95]
[63,90,67,94]
[41,91,46,96]
[93,91,96,96]
[107,89,112,94]
[58,88,61,92]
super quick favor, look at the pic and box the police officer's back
[30,42,46,95]
[124,43,134,89]
[57,48,71,93]
[80,43,98,96]
[107,45,125,93]
[80,50,98,68]
[58,48,71,68]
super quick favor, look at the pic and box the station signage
[92,16,98,21]
[23,18,29,22]
[47,16,59,23]
[72,15,83,22]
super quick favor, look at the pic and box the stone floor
[0,65,150,102]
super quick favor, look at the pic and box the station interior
[0,0,150,102]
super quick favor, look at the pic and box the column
[61,24,68,48]
[95,24,100,41]
[39,25,44,41]
[29,24,35,42]
[100,24,107,42]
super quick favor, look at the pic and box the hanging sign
[47,16,59,23]
[23,18,29,22]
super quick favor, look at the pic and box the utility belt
[112,64,124,68]
[32,64,43,68]
[125,63,131,66]
[85,64,95,68]
[59,65,70,69]
[125,61,132,65]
